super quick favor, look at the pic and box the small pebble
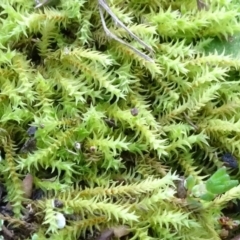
[53,199,64,208]
[104,118,117,128]
[20,137,37,153]
[175,176,187,199]
[74,142,81,150]
[221,153,238,169]
[55,212,66,229]
[130,108,138,116]
[27,126,38,136]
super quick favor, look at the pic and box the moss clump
[1,0,240,239]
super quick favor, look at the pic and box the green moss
[1,0,240,239]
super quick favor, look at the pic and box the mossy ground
[1,0,240,239]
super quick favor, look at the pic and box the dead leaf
[22,174,33,198]
[2,225,14,240]
[112,225,130,238]
[97,228,114,240]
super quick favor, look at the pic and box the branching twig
[35,0,155,62]
[99,0,154,53]
[98,0,154,62]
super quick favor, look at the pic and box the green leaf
[200,192,215,201]
[223,180,239,192]
[205,167,238,195]
[208,167,227,181]
[185,175,196,191]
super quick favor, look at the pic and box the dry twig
[98,0,154,62]
[35,0,155,62]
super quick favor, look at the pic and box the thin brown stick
[99,6,154,62]
[98,0,154,62]
[183,112,199,130]
[35,0,155,62]
[99,0,154,53]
